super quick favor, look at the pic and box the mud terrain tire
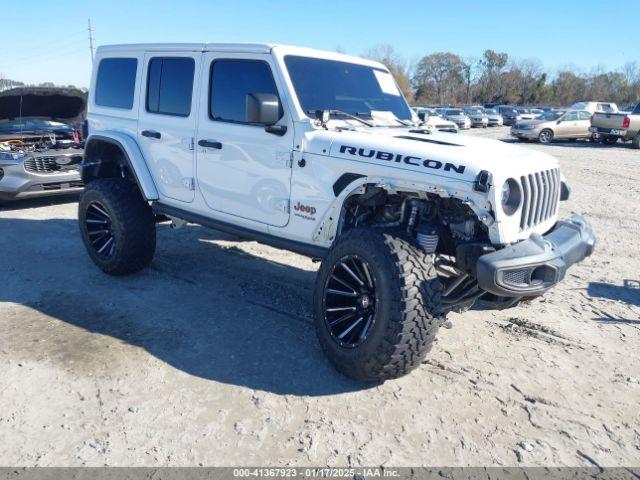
[79,178,156,275]
[314,229,443,381]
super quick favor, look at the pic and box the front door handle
[141,130,161,139]
[198,139,222,149]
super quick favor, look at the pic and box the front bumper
[0,154,83,201]
[511,127,539,139]
[476,214,595,297]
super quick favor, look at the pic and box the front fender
[84,132,159,200]
[312,175,494,246]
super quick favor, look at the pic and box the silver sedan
[510,110,594,144]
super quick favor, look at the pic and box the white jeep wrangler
[79,43,595,381]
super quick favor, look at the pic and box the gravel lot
[1,127,638,467]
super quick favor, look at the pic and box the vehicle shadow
[0,193,80,211]
[588,280,640,324]
[0,217,374,396]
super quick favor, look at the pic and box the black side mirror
[418,112,426,121]
[246,93,281,125]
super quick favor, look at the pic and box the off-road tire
[538,129,554,144]
[313,229,443,381]
[79,178,156,275]
[631,134,640,150]
[601,136,618,145]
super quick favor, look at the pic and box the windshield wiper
[307,109,374,127]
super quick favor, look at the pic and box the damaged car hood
[310,126,558,183]
[0,87,86,125]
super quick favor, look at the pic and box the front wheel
[314,229,444,381]
[79,178,156,275]
[538,129,554,144]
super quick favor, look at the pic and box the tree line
[363,45,640,108]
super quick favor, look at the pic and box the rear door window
[95,58,138,109]
[577,111,591,120]
[146,57,195,116]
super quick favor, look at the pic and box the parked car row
[412,100,639,148]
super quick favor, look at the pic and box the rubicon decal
[339,145,466,174]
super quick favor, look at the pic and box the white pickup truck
[79,43,595,381]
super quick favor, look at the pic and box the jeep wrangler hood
[0,87,87,125]
[324,127,558,184]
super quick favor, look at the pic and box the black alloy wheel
[322,255,377,348]
[85,201,116,259]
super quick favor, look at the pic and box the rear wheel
[79,178,156,275]
[314,229,444,381]
[538,129,554,144]
[631,135,640,150]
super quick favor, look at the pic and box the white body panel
[194,51,294,227]
[137,51,201,203]
[88,43,564,250]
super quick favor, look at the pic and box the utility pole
[88,18,94,63]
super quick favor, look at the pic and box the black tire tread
[79,178,156,275]
[315,229,443,381]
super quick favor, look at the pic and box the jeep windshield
[284,55,413,122]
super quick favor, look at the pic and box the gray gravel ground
[1,127,639,467]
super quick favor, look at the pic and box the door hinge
[182,177,195,191]
[288,152,294,168]
[189,137,195,151]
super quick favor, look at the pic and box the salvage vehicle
[79,43,595,381]
[571,101,618,114]
[515,107,535,120]
[0,87,85,202]
[511,110,594,144]
[496,106,520,126]
[413,108,459,133]
[442,108,471,129]
[483,108,504,127]
[463,107,488,128]
[589,102,640,148]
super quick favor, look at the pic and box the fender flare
[83,132,159,200]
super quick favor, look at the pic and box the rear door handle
[198,139,222,149]
[141,130,161,139]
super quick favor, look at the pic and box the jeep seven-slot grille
[519,169,560,231]
[23,155,82,174]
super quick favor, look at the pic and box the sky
[1,0,639,88]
